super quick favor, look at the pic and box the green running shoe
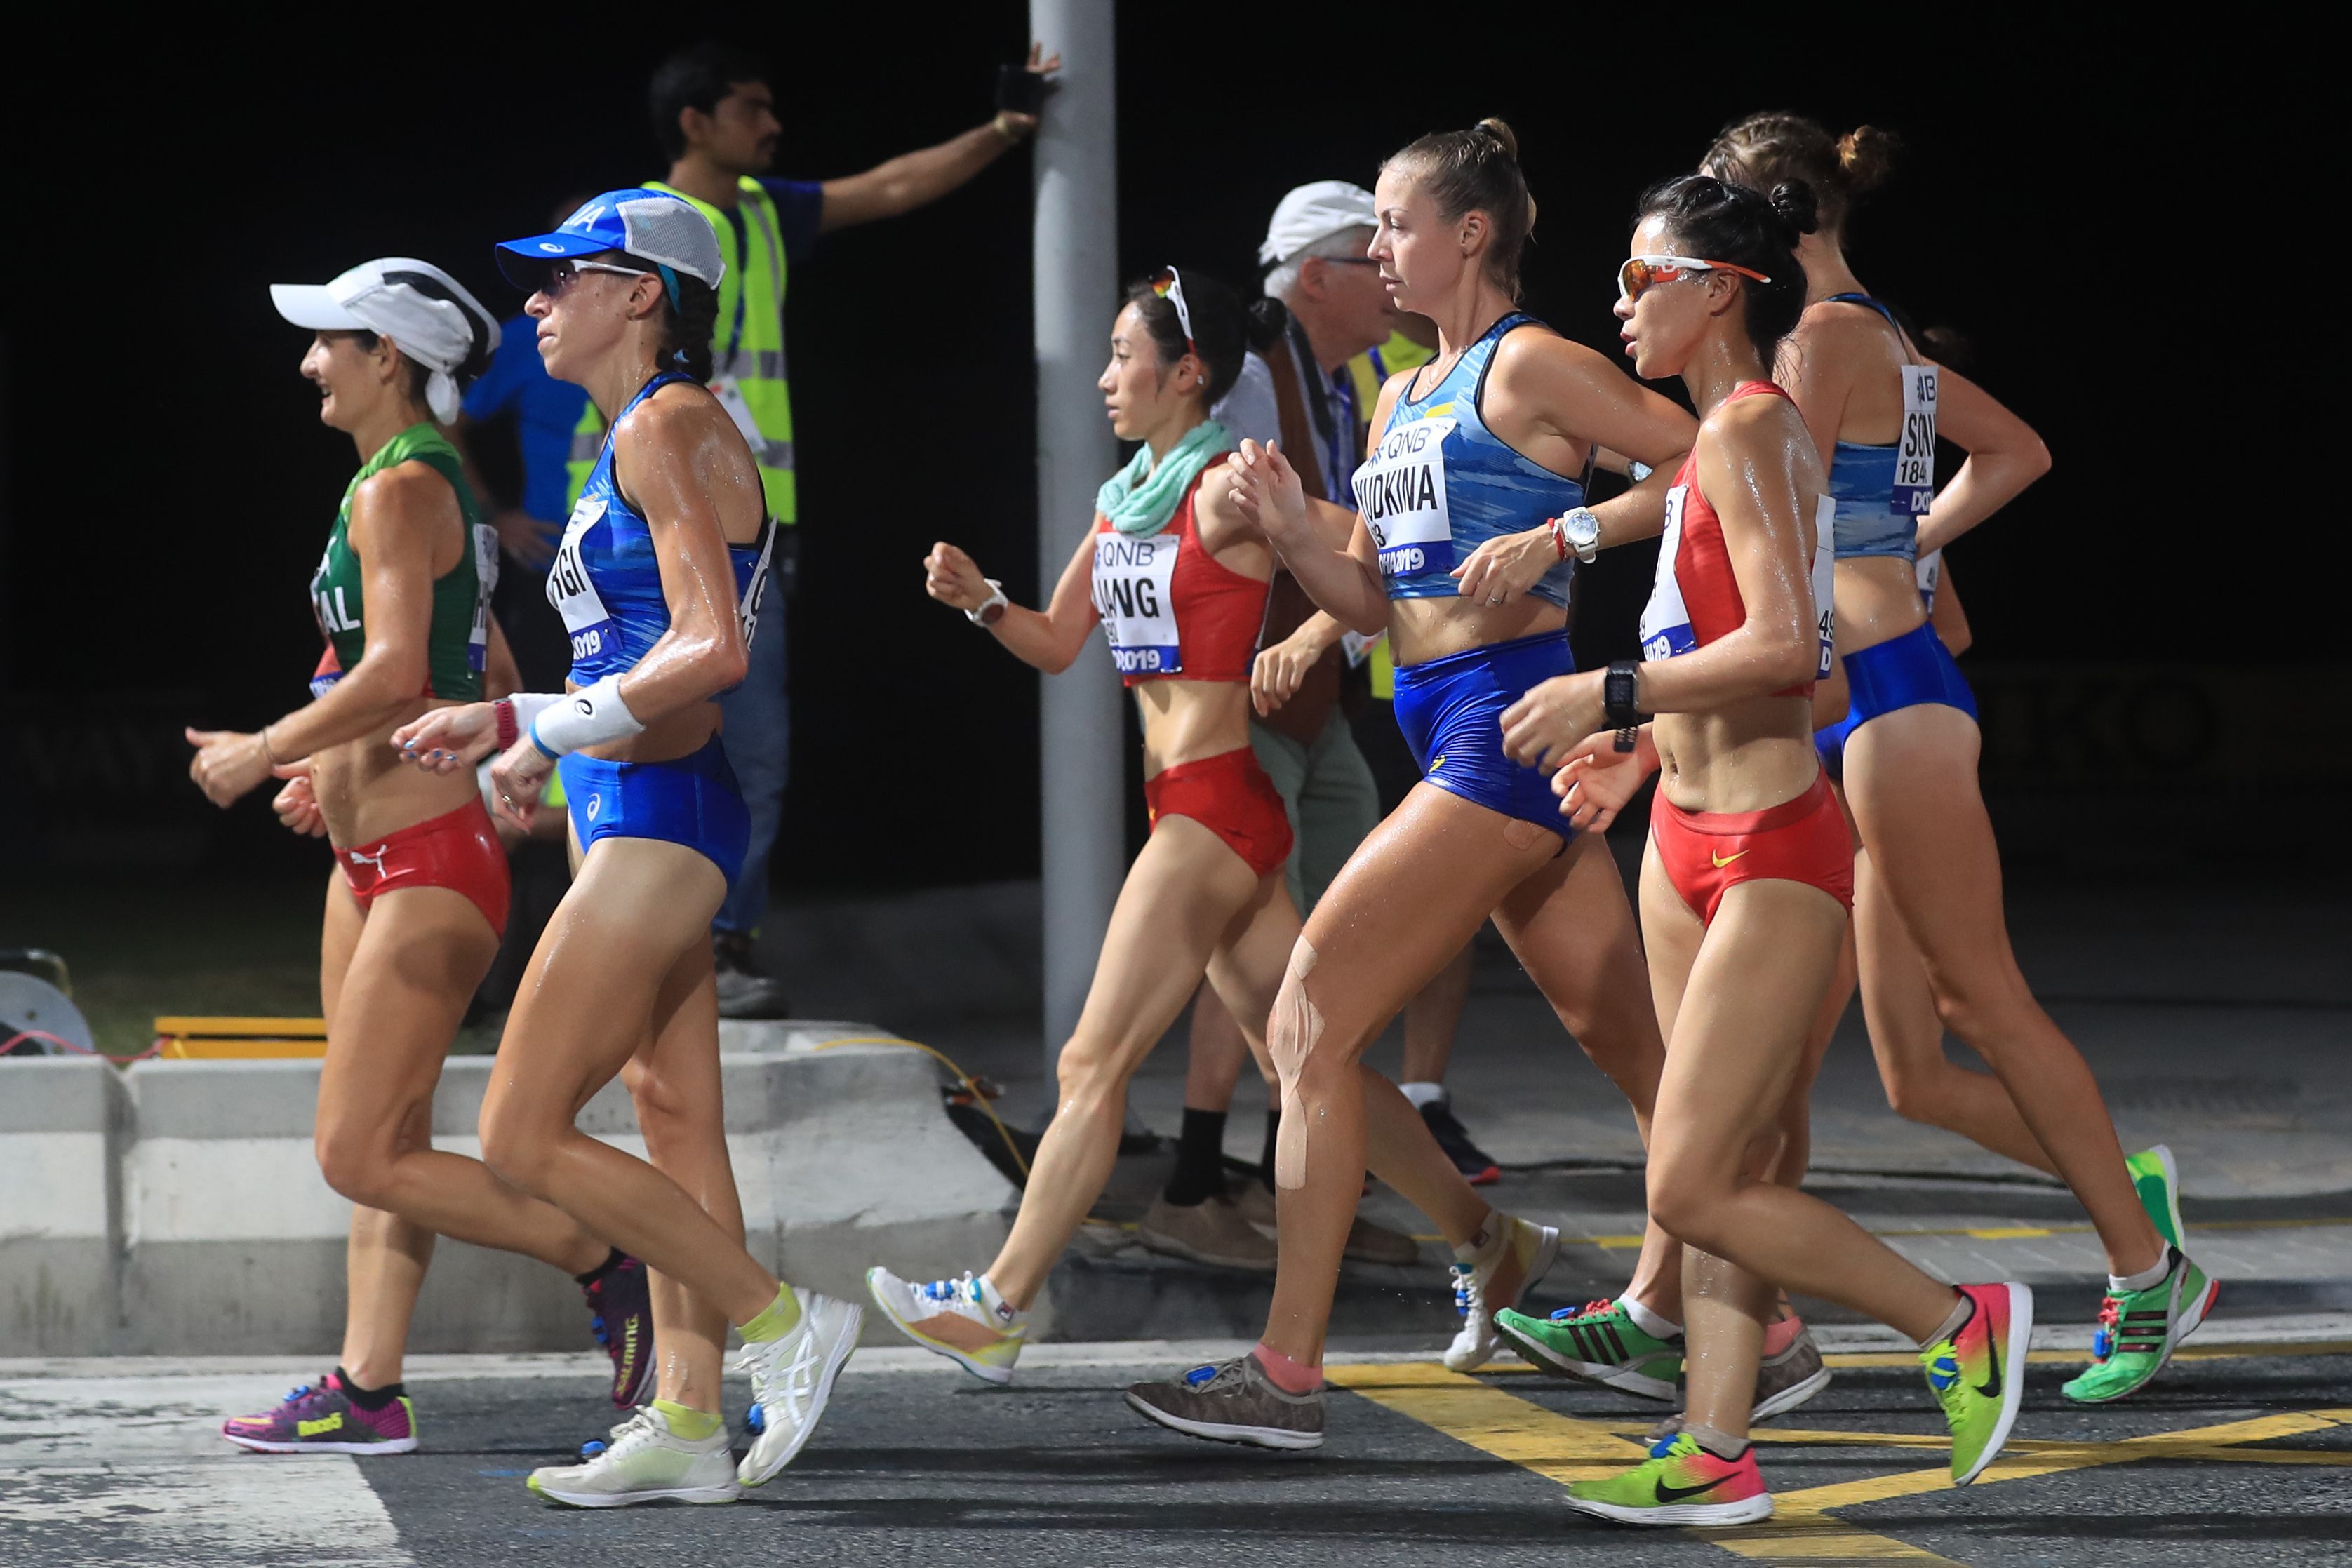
[1562,1431,1772,1528]
[1921,1282,2032,1485]
[2061,1246,2219,1405]
[1495,1298,1682,1402]
[2127,1145,2184,1250]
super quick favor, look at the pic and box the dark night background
[0,11,2337,895]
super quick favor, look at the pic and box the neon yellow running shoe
[1562,1432,1772,1528]
[1921,1282,2033,1485]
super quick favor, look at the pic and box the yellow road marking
[1961,1227,2050,1240]
[1483,1339,2352,1374]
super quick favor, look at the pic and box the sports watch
[967,579,1009,628]
[1603,659,1643,728]
[1553,507,1603,563]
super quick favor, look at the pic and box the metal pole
[1030,0,1121,1071]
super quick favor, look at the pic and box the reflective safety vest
[566,177,798,523]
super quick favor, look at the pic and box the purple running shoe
[583,1255,655,1407]
[221,1371,417,1455]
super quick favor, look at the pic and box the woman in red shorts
[188,258,650,1459]
[868,267,1537,1383]
[1496,178,2029,1526]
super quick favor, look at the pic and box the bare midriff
[1134,679,1253,779]
[314,697,483,848]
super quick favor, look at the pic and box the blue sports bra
[547,372,776,686]
[1351,312,1585,609]
[1823,293,1939,562]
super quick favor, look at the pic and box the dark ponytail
[1244,295,1290,354]
[1634,174,1818,365]
[1122,268,1248,408]
[1381,117,1535,297]
[653,273,718,383]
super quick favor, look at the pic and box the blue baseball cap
[495,189,725,294]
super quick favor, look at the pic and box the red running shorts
[1650,771,1853,927]
[1144,746,1296,880]
[337,798,511,937]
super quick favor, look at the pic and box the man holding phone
[620,39,1060,1017]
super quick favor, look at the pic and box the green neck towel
[1097,420,1234,537]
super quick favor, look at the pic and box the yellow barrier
[153,1017,330,1060]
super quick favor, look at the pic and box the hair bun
[1474,117,1519,160]
[1245,295,1290,354]
[1768,180,1819,238]
[1836,126,1899,194]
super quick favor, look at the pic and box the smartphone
[996,62,1048,117]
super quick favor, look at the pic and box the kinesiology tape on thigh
[1269,936,1325,1190]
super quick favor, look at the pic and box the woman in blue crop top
[1702,118,2212,1406]
[1128,121,1709,1451]
[392,190,858,1501]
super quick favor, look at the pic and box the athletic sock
[1761,1314,1804,1358]
[973,1274,1027,1327]
[1398,1080,1445,1111]
[1163,1107,1231,1206]
[652,1399,721,1441]
[740,1285,802,1343]
[2110,1247,2174,1296]
[1621,1294,1683,1340]
[1682,1423,1751,1462]
[1259,1107,1281,1193]
[574,1247,626,1287]
[1925,1292,1975,1348]
[1251,1342,1323,1394]
[335,1367,403,1410]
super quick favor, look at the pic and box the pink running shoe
[221,1371,417,1455]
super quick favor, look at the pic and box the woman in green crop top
[190,260,655,1459]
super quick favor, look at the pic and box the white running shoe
[1444,1214,1561,1372]
[866,1267,1027,1385]
[734,1288,863,1487]
[525,1405,739,1508]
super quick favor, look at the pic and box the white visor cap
[1259,180,1378,267]
[272,258,500,423]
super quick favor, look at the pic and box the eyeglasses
[1149,266,1196,356]
[538,257,655,300]
[1616,254,1771,307]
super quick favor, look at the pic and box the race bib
[1638,485,1694,661]
[1092,530,1182,676]
[737,521,777,650]
[707,375,766,450]
[1354,417,1456,579]
[466,523,500,674]
[1915,546,1943,612]
[1892,364,1938,515]
[1811,493,1838,680]
[547,497,617,666]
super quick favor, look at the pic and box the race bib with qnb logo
[1354,416,1456,579]
[1810,493,1838,679]
[1092,530,1182,676]
[1892,363,1939,515]
[547,497,616,665]
[1638,485,1695,662]
[1915,546,1944,612]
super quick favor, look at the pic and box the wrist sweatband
[1603,660,1644,729]
[527,676,644,759]
[492,700,518,751]
[505,692,561,750]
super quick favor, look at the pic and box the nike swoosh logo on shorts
[1710,849,1750,869]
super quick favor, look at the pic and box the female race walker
[867,267,1541,1383]
[391,192,858,1507]
[192,259,654,1458]
[1124,121,1703,1452]
[1702,114,2213,1403]
[1493,175,2030,1527]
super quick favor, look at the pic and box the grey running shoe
[1137,1193,1278,1271]
[1645,1322,1833,1442]
[1230,1180,1423,1266]
[1125,1354,1325,1450]
[713,932,789,1020]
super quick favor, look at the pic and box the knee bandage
[1269,937,1325,1190]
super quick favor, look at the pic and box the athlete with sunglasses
[871,267,1543,1386]
[390,192,860,1507]
[1698,114,2213,1407]
[1495,175,2032,1527]
[1123,121,1703,1452]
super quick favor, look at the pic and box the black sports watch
[1603,659,1643,729]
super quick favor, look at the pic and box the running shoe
[580,1254,655,1407]
[1495,1298,1683,1401]
[2128,1145,2186,1251]
[734,1287,862,1487]
[1231,1180,1423,1265]
[713,931,789,1020]
[220,1372,416,1455]
[1644,1322,1834,1441]
[527,1405,738,1508]
[865,1267,1027,1384]
[1443,1214,1561,1372]
[1124,1353,1325,1450]
[1137,1193,1278,1271]
[2060,1247,2219,1405]
[1921,1282,2033,1485]
[1420,1094,1501,1185]
[1561,1431,1772,1527]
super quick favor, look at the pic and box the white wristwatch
[1554,507,1603,564]
[966,579,1008,627]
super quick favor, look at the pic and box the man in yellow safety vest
[603,39,1060,1017]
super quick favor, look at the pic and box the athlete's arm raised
[1912,365,2049,555]
[1499,397,1822,770]
[925,525,1100,675]
[1450,335,1697,607]
[186,463,453,808]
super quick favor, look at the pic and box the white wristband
[528,675,646,758]
[507,693,561,736]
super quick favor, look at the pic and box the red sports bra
[1637,380,1834,698]
[1090,472,1269,686]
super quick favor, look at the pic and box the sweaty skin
[1269,936,1323,1190]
